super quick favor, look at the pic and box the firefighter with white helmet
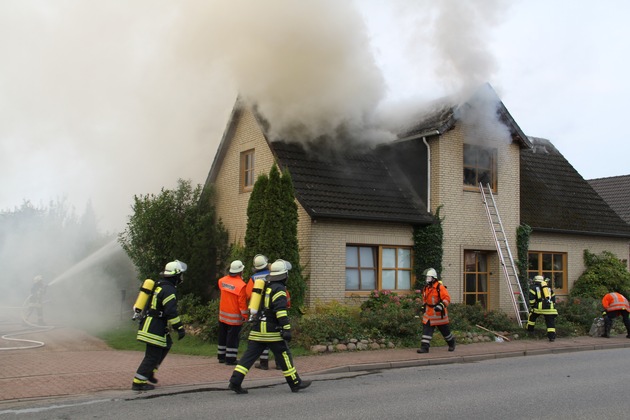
[228,259,311,394]
[527,275,558,341]
[245,254,274,370]
[418,268,456,354]
[132,260,187,391]
[217,260,249,365]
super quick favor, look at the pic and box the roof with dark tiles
[588,175,630,225]
[520,137,630,237]
[270,140,433,224]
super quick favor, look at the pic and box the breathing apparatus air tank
[248,278,266,321]
[132,279,155,321]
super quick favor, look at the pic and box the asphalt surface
[1,325,630,410]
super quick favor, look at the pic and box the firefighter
[601,290,630,338]
[217,260,249,365]
[418,268,455,353]
[228,259,311,394]
[527,275,558,342]
[25,275,47,325]
[132,260,187,391]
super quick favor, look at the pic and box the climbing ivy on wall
[516,223,532,293]
[412,206,443,290]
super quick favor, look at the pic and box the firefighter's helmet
[425,268,438,285]
[229,260,245,274]
[162,260,187,277]
[33,275,43,283]
[268,259,292,281]
[253,254,268,271]
[533,275,544,282]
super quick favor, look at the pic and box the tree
[570,250,630,299]
[118,179,229,301]
[243,165,307,311]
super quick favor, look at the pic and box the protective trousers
[134,336,172,385]
[527,312,557,341]
[229,340,304,390]
[420,321,455,351]
[603,310,630,336]
[217,322,242,364]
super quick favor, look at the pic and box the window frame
[463,250,490,309]
[527,251,568,295]
[463,144,498,192]
[345,244,414,293]
[240,149,255,192]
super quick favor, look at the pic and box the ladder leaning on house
[479,183,529,327]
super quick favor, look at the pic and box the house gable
[588,174,630,226]
[520,137,630,238]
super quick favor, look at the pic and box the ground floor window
[527,251,567,294]
[463,250,489,309]
[346,245,413,291]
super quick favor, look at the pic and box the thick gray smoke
[0,0,511,232]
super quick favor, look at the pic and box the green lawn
[96,322,310,358]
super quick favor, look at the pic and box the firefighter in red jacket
[217,260,249,365]
[418,268,455,353]
[601,290,630,338]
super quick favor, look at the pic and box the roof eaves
[204,99,242,186]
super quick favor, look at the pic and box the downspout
[422,137,431,213]
[394,130,438,213]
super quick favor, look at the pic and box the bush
[359,290,423,346]
[179,294,219,341]
[448,303,520,333]
[293,301,362,348]
[570,250,630,299]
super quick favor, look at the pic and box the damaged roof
[588,174,630,225]
[270,140,433,225]
[520,137,630,238]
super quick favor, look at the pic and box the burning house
[204,85,630,314]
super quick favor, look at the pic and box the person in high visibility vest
[601,290,630,338]
[132,260,187,391]
[245,254,273,370]
[417,268,455,354]
[228,259,311,394]
[527,275,558,342]
[217,260,249,365]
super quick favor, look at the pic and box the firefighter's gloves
[280,329,292,342]
[420,304,426,313]
[177,327,186,341]
[434,303,444,312]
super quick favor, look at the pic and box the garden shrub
[570,250,630,299]
[359,290,423,346]
[179,294,219,341]
[293,301,362,348]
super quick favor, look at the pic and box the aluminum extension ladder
[479,183,529,327]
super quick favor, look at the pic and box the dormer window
[463,144,497,191]
[240,149,255,192]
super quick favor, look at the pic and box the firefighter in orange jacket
[418,268,455,353]
[601,290,630,338]
[217,260,249,365]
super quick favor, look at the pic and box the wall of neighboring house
[303,219,414,306]
[213,108,276,246]
[429,123,522,313]
[529,232,630,299]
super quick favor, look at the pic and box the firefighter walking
[245,254,274,370]
[527,275,558,342]
[601,290,630,338]
[228,259,311,394]
[418,268,455,354]
[132,260,187,391]
[217,260,249,365]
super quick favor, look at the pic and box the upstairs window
[464,144,497,191]
[240,149,255,192]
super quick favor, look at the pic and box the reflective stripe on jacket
[218,274,248,325]
[422,281,451,326]
[602,292,630,312]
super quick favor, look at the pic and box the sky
[1,0,628,233]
